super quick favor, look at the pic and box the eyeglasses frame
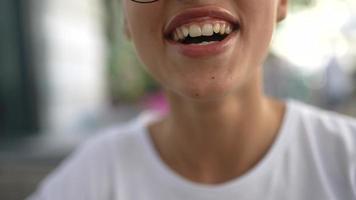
[130,0,159,3]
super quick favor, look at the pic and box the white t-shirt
[28,100,356,200]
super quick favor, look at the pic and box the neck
[148,72,285,184]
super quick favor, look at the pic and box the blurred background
[1,0,356,199]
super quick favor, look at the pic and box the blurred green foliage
[290,0,316,11]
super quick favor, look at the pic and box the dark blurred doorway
[0,0,39,138]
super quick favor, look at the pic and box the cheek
[238,3,277,68]
[125,5,166,75]
[131,26,158,52]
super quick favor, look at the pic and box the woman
[29,0,356,199]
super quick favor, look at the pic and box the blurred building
[1,0,110,199]
[1,0,109,139]
[30,0,109,137]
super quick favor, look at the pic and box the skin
[122,0,288,184]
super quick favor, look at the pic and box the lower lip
[166,31,239,58]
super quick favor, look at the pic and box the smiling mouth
[167,21,240,45]
[164,7,241,46]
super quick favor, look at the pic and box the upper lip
[163,6,240,38]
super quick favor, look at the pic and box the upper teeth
[173,22,233,41]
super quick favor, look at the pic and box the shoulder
[84,110,160,157]
[28,111,158,200]
[288,100,356,143]
[272,100,356,200]
[61,110,160,169]
[286,100,356,169]
[284,100,356,197]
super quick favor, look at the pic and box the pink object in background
[141,91,170,116]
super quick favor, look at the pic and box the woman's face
[122,0,287,100]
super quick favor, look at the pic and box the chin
[170,78,239,101]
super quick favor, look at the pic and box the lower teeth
[196,41,216,45]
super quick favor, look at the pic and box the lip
[163,6,240,37]
[167,31,239,58]
[164,6,240,58]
